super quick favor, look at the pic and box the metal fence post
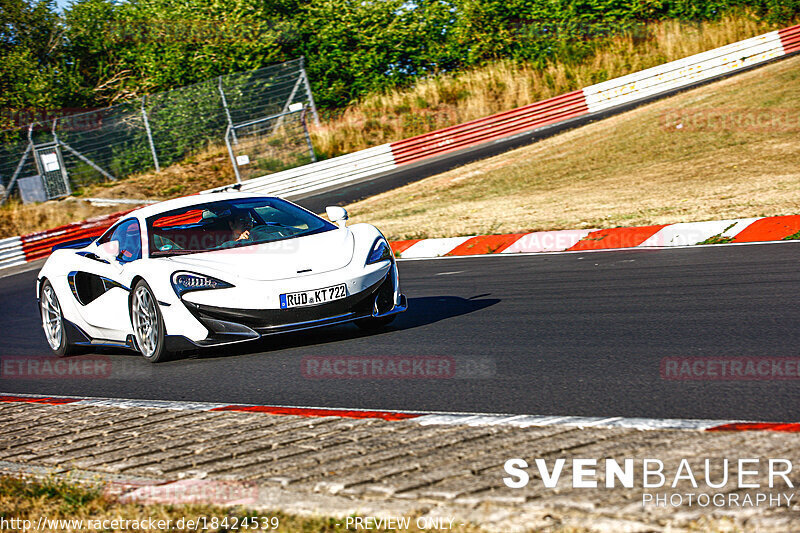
[272,76,304,134]
[301,108,317,163]
[219,76,238,145]
[299,57,320,126]
[60,141,117,182]
[141,96,160,172]
[225,125,242,183]
[51,118,72,195]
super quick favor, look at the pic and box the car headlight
[171,271,233,297]
[366,238,393,265]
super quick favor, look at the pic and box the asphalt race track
[2,243,799,422]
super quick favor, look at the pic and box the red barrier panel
[23,226,110,261]
[779,24,800,54]
[21,209,132,262]
[390,91,588,166]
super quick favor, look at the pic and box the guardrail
[0,237,25,271]
[390,91,588,166]
[1,22,798,272]
[8,211,132,269]
[581,28,795,113]
[225,144,397,199]
[781,24,800,54]
[208,22,799,199]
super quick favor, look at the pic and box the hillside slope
[347,54,800,240]
[1,20,797,240]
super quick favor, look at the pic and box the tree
[0,0,87,127]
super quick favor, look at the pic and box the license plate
[280,284,347,308]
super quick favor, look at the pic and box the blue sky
[54,0,72,13]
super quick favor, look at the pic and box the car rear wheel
[40,279,76,357]
[131,280,168,363]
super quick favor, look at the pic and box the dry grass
[81,144,235,200]
[347,54,800,240]
[309,14,786,157]
[0,200,123,238]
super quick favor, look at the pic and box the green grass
[697,235,735,245]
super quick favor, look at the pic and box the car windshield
[146,197,336,257]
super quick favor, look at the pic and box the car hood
[163,228,355,281]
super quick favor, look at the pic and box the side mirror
[97,240,120,262]
[325,206,349,228]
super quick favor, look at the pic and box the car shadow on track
[190,294,500,360]
[32,295,499,364]
[395,295,499,329]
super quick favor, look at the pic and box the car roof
[129,192,278,220]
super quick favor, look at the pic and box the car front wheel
[130,280,168,363]
[39,279,76,357]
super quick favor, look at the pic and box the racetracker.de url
[0,515,279,531]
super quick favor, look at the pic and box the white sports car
[37,192,406,362]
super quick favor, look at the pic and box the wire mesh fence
[0,58,318,204]
[226,107,316,183]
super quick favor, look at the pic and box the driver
[228,210,254,241]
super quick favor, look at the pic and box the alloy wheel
[132,285,159,358]
[40,284,63,350]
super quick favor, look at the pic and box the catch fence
[0,58,319,204]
